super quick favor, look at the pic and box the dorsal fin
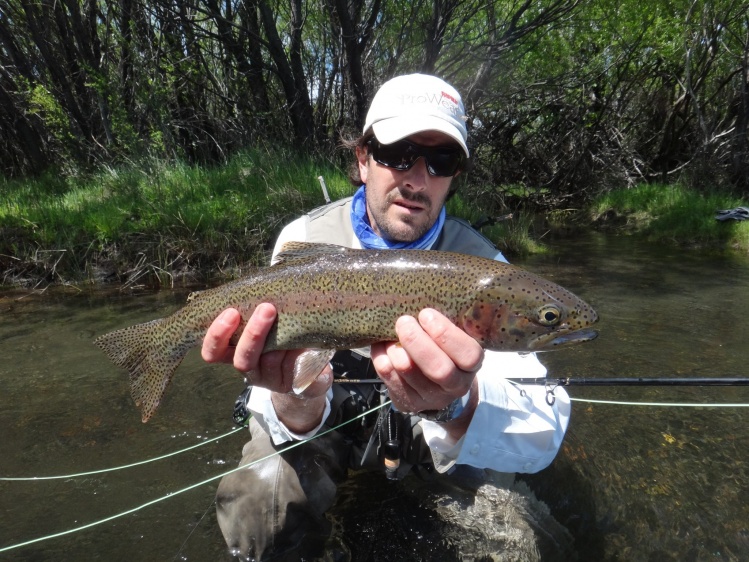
[274,242,351,265]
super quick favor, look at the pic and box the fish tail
[94,318,189,423]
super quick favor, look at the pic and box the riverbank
[1,148,353,289]
[588,183,749,251]
[2,152,748,290]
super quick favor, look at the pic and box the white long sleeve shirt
[248,215,570,474]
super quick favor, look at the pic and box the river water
[1,233,748,561]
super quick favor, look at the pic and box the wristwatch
[417,391,471,423]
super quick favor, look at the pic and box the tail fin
[95,318,187,423]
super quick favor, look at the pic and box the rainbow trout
[95,242,598,422]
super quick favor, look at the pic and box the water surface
[1,233,748,560]
[523,233,749,561]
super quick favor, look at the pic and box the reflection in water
[1,233,748,560]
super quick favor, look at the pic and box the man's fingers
[372,310,482,412]
[233,303,277,373]
[393,314,457,386]
[201,308,241,363]
[417,309,483,374]
[372,337,443,412]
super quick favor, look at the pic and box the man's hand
[370,308,482,422]
[202,303,332,433]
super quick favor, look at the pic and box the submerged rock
[327,468,574,562]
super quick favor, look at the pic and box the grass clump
[0,148,352,288]
[447,189,548,257]
[589,183,749,251]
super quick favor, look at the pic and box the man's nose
[401,157,429,191]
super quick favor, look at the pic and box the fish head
[460,269,599,352]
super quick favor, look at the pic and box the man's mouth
[392,199,425,212]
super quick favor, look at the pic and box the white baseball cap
[363,74,469,157]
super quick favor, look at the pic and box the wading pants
[215,370,445,561]
[216,417,351,561]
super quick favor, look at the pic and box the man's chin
[377,221,428,243]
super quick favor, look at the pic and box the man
[202,74,570,560]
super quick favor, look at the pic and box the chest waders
[244,197,502,478]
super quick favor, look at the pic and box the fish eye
[537,305,561,326]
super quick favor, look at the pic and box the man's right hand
[201,303,332,433]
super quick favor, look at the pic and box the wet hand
[370,308,483,415]
[201,303,331,399]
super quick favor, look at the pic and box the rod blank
[333,377,749,387]
[510,377,749,387]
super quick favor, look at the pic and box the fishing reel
[232,381,253,426]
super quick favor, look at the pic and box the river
[1,233,748,561]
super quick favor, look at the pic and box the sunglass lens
[373,141,413,170]
[426,148,462,176]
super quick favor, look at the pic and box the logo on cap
[396,90,460,117]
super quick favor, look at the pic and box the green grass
[0,148,354,287]
[447,193,548,256]
[589,183,749,250]
[0,151,551,288]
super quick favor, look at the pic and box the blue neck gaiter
[350,185,445,250]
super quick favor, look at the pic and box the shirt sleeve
[420,351,570,474]
[248,385,334,445]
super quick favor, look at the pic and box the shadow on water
[2,232,749,560]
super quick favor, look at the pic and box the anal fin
[291,349,336,394]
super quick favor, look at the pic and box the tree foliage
[0,0,747,200]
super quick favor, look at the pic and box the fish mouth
[530,328,599,350]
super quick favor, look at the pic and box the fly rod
[333,377,749,386]
[508,377,749,387]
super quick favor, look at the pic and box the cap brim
[372,117,469,158]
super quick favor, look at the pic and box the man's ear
[356,145,369,183]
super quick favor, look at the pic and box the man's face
[357,131,460,243]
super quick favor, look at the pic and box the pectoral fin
[291,349,336,394]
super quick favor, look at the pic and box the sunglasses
[368,138,464,177]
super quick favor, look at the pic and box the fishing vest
[302,196,502,259]
[303,196,503,478]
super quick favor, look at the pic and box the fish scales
[264,252,478,349]
[95,242,598,422]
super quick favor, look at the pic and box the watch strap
[417,389,471,423]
